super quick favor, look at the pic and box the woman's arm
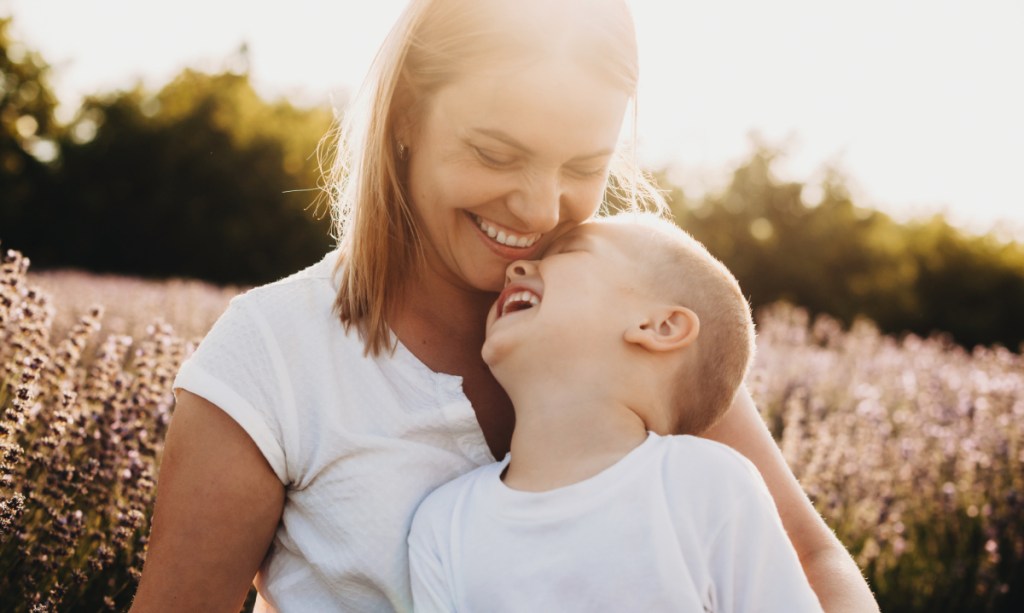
[131,391,285,612]
[702,386,879,613]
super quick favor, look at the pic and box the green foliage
[669,149,1024,350]
[0,17,60,236]
[897,220,1024,350]
[1,22,336,286]
[40,71,334,285]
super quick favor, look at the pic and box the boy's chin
[480,337,503,370]
[481,336,519,381]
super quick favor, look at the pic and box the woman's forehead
[427,59,630,157]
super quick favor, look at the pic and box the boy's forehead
[543,225,592,256]
[548,222,626,255]
[543,219,653,260]
[582,220,650,250]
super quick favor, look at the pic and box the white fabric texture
[409,432,824,613]
[173,251,495,613]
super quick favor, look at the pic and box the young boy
[407,213,823,612]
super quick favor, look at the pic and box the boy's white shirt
[408,432,824,613]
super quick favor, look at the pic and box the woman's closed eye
[473,146,517,168]
[566,164,607,179]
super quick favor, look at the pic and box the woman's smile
[469,213,543,249]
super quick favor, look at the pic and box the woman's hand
[702,386,880,613]
[131,391,285,612]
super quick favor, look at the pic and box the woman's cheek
[439,164,511,209]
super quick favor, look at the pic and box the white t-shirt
[409,432,824,613]
[173,251,495,612]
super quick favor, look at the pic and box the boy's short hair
[604,213,756,435]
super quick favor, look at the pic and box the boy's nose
[506,260,538,284]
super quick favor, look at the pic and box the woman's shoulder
[197,250,354,360]
[229,250,342,318]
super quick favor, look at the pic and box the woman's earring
[397,141,409,161]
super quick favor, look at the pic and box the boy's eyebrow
[544,232,591,257]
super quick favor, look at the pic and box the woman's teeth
[473,215,541,248]
[502,291,540,317]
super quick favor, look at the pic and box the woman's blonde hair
[323,0,667,355]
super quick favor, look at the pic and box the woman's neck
[388,263,516,459]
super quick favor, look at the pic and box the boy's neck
[500,375,649,492]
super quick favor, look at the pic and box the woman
[132,0,878,611]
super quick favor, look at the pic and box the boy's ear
[623,306,700,353]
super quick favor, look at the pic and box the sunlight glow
[4,0,1023,239]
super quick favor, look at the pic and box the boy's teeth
[473,215,540,248]
[502,291,541,316]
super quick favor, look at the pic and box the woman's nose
[508,173,561,233]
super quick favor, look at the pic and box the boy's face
[482,220,653,369]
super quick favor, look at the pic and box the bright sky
[4,0,1023,240]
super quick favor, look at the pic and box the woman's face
[401,56,630,293]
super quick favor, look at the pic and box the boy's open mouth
[495,287,541,319]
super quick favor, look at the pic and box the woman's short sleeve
[173,296,290,483]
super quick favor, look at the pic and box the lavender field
[1,247,1022,612]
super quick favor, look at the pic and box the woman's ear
[393,119,411,156]
[623,306,700,353]
[391,85,416,151]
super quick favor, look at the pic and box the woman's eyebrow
[567,149,614,162]
[471,128,533,154]
[471,128,614,160]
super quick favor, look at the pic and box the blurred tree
[668,146,1024,351]
[0,17,60,248]
[901,217,1024,349]
[41,69,335,285]
[2,24,1021,349]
